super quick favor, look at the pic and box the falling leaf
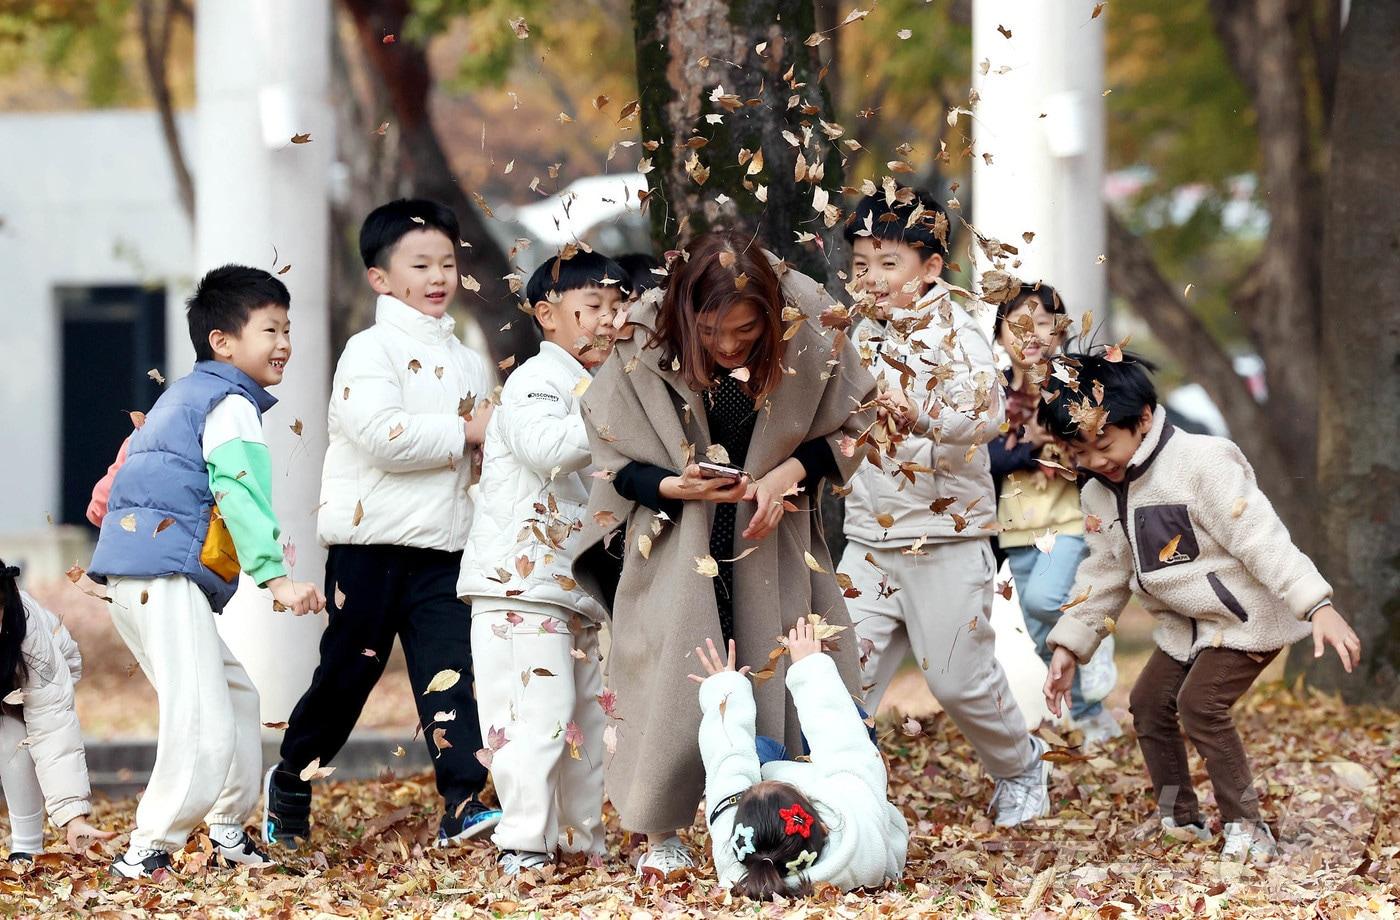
[388,423,405,441]
[638,533,652,559]
[1158,533,1183,563]
[352,501,364,527]
[299,758,335,781]
[499,355,517,372]
[508,16,529,39]
[695,555,720,577]
[2,688,25,705]
[290,133,312,144]
[803,551,827,574]
[460,274,481,293]
[1104,344,1123,362]
[897,28,913,39]
[262,721,289,730]
[361,648,378,660]
[1091,2,1106,19]
[423,669,461,694]
[997,23,1012,38]
[147,368,165,385]
[432,727,452,752]
[531,668,557,678]
[1034,530,1058,554]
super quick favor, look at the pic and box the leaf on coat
[423,669,461,694]
[334,582,347,608]
[803,551,827,573]
[804,613,847,640]
[930,497,957,513]
[638,534,653,559]
[721,546,759,564]
[504,610,524,625]
[299,758,336,782]
[876,512,896,529]
[705,444,732,464]
[565,721,584,760]
[119,513,137,533]
[408,359,422,374]
[951,513,969,533]
[570,647,586,659]
[996,578,1014,600]
[602,723,618,755]
[572,376,591,397]
[1158,534,1183,563]
[154,517,176,536]
[552,574,578,591]
[593,510,620,528]
[361,648,378,660]
[1231,497,1248,518]
[352,501,365,527]
[1103,616,1117,635]
[432,727,452,751]
[1084,513,1103,533]
[597,687,621,719]
[532,668,557,677]
[515,555,535,578]
[388,423,405,441]
[695,554,719,577]
[539,618,563,634]
[1060,586,1093,611]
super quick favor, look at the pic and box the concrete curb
[85,733,435,797]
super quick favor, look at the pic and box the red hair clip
[779,803,814,838]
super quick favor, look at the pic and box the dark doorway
[59,286,167,526]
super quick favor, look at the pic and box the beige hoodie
[1047,408,1327,664]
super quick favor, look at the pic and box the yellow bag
[200,505,241,583]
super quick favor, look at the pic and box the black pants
[279,544,486,806]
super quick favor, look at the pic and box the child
[458,250,623,875]
[990,283,1120,744]
[692,619,908,898]
[1041,352,1361,862]
[87,265,325,877]
[838,187,1051,827]
[264,199,500,850]
[0,563,114,862]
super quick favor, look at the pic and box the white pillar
[195,0,332,721]
[971,0,1107,324]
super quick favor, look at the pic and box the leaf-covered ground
[3,678,1397,919]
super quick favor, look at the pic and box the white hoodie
[700,654,908,892]
[457,342,608,622]
[843,284,1005,547]
[318,295,493,551]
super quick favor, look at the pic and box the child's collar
[375,294,457,343]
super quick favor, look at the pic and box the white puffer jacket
[457,342,608,622]
[0,592,92,828]
[318,295,493,551]
[843,284,1005,547]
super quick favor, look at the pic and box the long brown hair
[649,231,786,399]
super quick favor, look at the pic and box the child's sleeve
[698,670,762,888]
[85,436,130,526]
[335,338,467,472]
[204,395,287,587]
[1190,438,1331,619]
[1047,495,1132,663]
[785,654,888,794]
[910,304,1004,448]
[498,375,592,475]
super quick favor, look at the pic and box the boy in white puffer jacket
[459,250,624,876]
[837,187,1050,828]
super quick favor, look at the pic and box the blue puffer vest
[88,361,277,612]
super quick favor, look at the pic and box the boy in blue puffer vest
[88,265,325,878]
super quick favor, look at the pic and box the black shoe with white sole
[435,798,502,848]
[214,831,275,869]
[110,847,172,879]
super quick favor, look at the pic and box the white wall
[0,111,194,546]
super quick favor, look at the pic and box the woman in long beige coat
[576,231,878,877]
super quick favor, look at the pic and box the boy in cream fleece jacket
[1039,352,1361,863]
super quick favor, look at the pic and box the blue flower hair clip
[731,822,756,862]
[785,848,817,874]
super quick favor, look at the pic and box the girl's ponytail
[0,559,28,697]
[728,781,827,901]
[732,854,789,901]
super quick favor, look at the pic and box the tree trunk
[1286,0,1400,705]
[339,0,539,368]
[632,0,843,285]
[137,0,195,223]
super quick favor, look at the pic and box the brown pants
[1129,646,1279,824]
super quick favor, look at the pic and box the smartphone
[697,461,745,481]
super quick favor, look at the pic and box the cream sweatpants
[470,607,606,857]
[107,575,262,852]
[0,715,45,853]
[840,538,1036,780]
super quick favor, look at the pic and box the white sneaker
[214,831,275,869]
[1076,709,1124,747]
[1161,817,1214,843]
[1221,821,1277,862]
[636,836,696,881]
[1079,635,1118,703]
[498,850,552,876]
[991,736,1053,827]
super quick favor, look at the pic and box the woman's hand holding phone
[660,464,749,504]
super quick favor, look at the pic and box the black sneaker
[213,830,275,869]
[435,798,502,848]
[262,764,312,849]
[110,847,172,879]
[6,852,35,864]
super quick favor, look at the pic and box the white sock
[208,823,245,847]
[8,808,44,854]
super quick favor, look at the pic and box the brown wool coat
[574,261,878,834]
